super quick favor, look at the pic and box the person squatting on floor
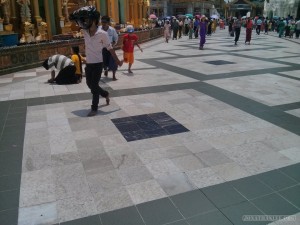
[233,17,242,45]
[122,25,143,74]
[69,6,123,117]
[100,15,119,81]
[42,54,78,85]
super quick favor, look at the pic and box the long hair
[72,46,82,74]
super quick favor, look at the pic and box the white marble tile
[126,179,167,205]
[186,167,225,189]
[146,159,181,178]
[155,172,197,196]
[93,186,133,213]
[18,202,58,225]
[53,163,91,199]
[279,147,300,161]
[57,193,98,223]
[19,169,55,207]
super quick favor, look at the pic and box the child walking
[122,25,143,73]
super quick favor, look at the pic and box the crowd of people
[42,7,300,116]
[162,15,300,48]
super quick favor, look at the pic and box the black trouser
[296,29,300,38]
[55,65,77,85]
[256,25,261,35]
[85,63,108,111]
[235,28,241,42]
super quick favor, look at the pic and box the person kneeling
[42,54,78,85]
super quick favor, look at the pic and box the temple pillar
[138,1,143,26]
[133,0,138,25]
[10,0,19,33]
[33,0,42,22]
[44,0,52,38]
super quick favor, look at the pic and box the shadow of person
[71,108,121,117]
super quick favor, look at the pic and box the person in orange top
[71,46,85,83]
[122,25,143,73]
[245,17,253,45]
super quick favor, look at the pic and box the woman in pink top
[164,20,171,43]
[245,17,253,45]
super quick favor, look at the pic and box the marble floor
[0,28,299,225]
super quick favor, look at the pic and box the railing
[0,28,163,76]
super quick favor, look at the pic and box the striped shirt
[48,55,74,71]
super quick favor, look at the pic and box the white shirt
[99,25,119,44]
[82,27,113,63]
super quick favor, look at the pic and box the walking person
[233,17,242,45]
[69,6,123,117]
[164,20,171,43]
[172,19,179,40]
[188,20,194,39]
[245,17,253,45]
[295,18,300,39]
[264,17,269,34]
[100,15,119,81]
[199,16,207,50]
[278,18,285,38]
[256,17,262,35]
[178,19,183,38]
[122,25,143,73]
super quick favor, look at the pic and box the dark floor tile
[0,208,18,225]
[256,170,298,191]
[10,99,27,108]
[0,174,21,192]
[27,97,45,106]
[230,176,274,200]
[201,183,247,209]
[187,210,233,225]
[132,114,153,123]
[0,189,19,211]
[114,122,141,133]
[251,193,299,215]
[279,185,300,208]
[76,93,92,100]
[136,121,161,131]
[2,124,25,135]
[221,201,265,225]
[100,206,144,225]
[0,136,24,150]
[61,94,78,102]
[143,128,169,138]
[8,106,27,114]
[137,198,183,225]
[167,220,189,225]
[44,96,62,104]
[0,150,22,176]
[5,117,26,126]
[165,125,189,135]
[122,130,148,142]
[170,189,217,218]
[60,215,101,225]
[0,140,23,152]
[279,163,300,182]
